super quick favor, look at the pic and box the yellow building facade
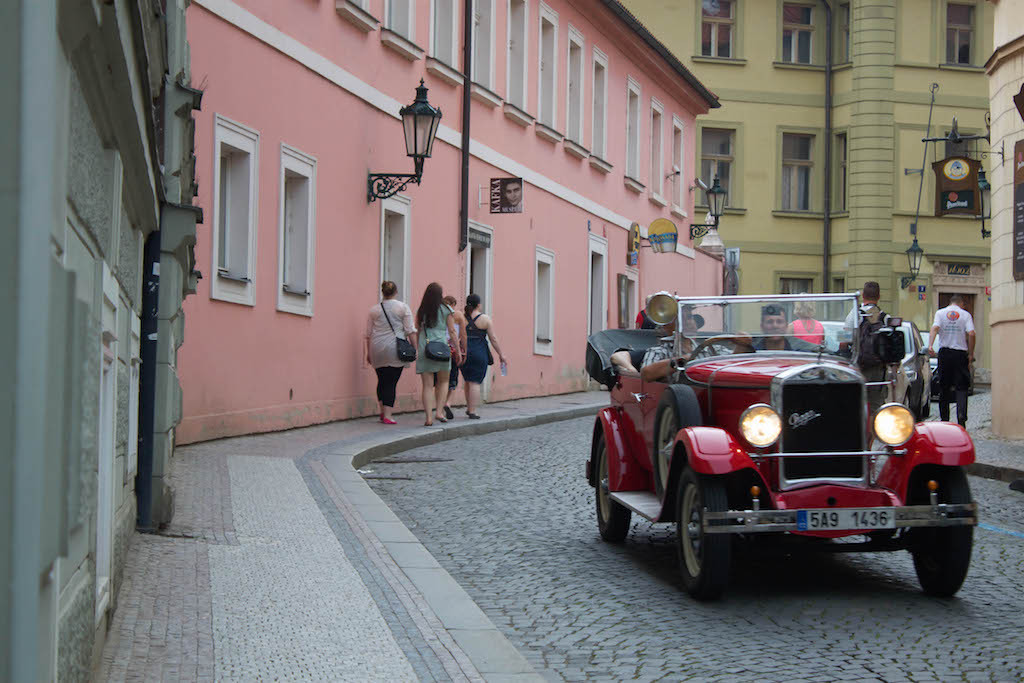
[623,0,993,378]
[985,0,1024,436]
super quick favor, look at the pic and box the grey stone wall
[67,71,115,258]
[57,572,94,683]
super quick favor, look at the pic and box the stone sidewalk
[96,388,1023,682]
[96,391,605,682]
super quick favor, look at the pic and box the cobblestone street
[369,417,1024,682]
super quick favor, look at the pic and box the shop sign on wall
[626,223,640,266]
[490,177,524,213]
[933,157,980,216]
[1014,140,1024,281]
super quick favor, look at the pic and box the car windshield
[668,293,859,361]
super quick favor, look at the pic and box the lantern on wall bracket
[367,80,443,202]
[689,175,727,239]
[900,237,925,289]
[977,166,991,239]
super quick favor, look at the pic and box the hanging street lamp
[900,237,925,289]
[689,175,728,239]
[367,79,443,202]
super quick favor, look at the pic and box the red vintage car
[585,293,977,600]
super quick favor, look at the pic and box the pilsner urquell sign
[932,156,980,216]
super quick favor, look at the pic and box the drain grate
[363,475,414,481]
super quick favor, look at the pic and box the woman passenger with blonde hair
[365,280,415,424]
[789,301,824,346]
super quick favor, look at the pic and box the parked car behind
[894,322,931,421]
[821,320,929,420]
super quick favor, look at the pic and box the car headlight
[873,403,915,447]
[740,404,782,448]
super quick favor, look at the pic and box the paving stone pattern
[368,417,1024,683]
[208,456,417,681]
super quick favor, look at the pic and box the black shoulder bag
[382,303,417,362]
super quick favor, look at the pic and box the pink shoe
[381,416,397,425]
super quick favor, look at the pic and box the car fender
[593,408,649,491]
[675,426,755,475]
[877,422,975,496]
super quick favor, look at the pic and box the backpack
[856,304,886,368]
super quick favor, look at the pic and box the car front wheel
[910,466,973,597]
[595,431,631,543]
[676,468,731,600]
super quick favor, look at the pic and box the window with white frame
[432,0,458,65]
[507,0,529,109]
[701,127,733,207]
[782,3,813,64]
[625,78,641,180]
[566,26,585,144]
[212,115,259,306]
[946,3,974,65]
[278,144,317,316]
[591,47,608,159]
[471,0,495,88]
[671,116,685,208]
[534,246,554,355]
[387,0,415,40]
[380,195,411,306]
[782,133,813,211]
[616,270,637,329]
[538,3,558,128]
[650,100,664,198]
[701,0,734,58]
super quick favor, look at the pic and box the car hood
[684,355,858,388]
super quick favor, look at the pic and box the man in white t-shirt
[929,294,976,427]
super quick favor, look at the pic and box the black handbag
[381,303,416,362]
[425,340,451,361]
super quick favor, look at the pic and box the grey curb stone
[967,462,1024,483]
[349,405,602,470]
[318,400,601,682]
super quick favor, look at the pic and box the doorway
[588,234,608,335]
[466,223,493,396]
[938,292,975,319]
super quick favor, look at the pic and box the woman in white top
[365,280,416,424]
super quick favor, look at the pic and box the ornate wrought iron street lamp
[689,175,727,239]
[978,166,991,239]
[367,80,443,202]
[900,237,925,289]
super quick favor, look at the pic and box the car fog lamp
[740,404,782,448]
[873,403,915,447]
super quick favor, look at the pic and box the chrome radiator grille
[779,381,864,481]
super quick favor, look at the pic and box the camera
[875,315,905,365]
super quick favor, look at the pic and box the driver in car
[753,304,793,351]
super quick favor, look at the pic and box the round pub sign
[942,158,970,181]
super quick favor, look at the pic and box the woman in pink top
[789,301,824,345]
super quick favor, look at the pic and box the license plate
[796,507,896,531]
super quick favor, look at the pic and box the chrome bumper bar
[750,449,904,459]
[702,503,978,534]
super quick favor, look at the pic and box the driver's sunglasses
[761,304,785,317]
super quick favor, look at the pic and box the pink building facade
[178,0,723,443]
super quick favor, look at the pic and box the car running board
[609,491,662,522]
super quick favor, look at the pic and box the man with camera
[843,281,892,417]
[929,294,975,428]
